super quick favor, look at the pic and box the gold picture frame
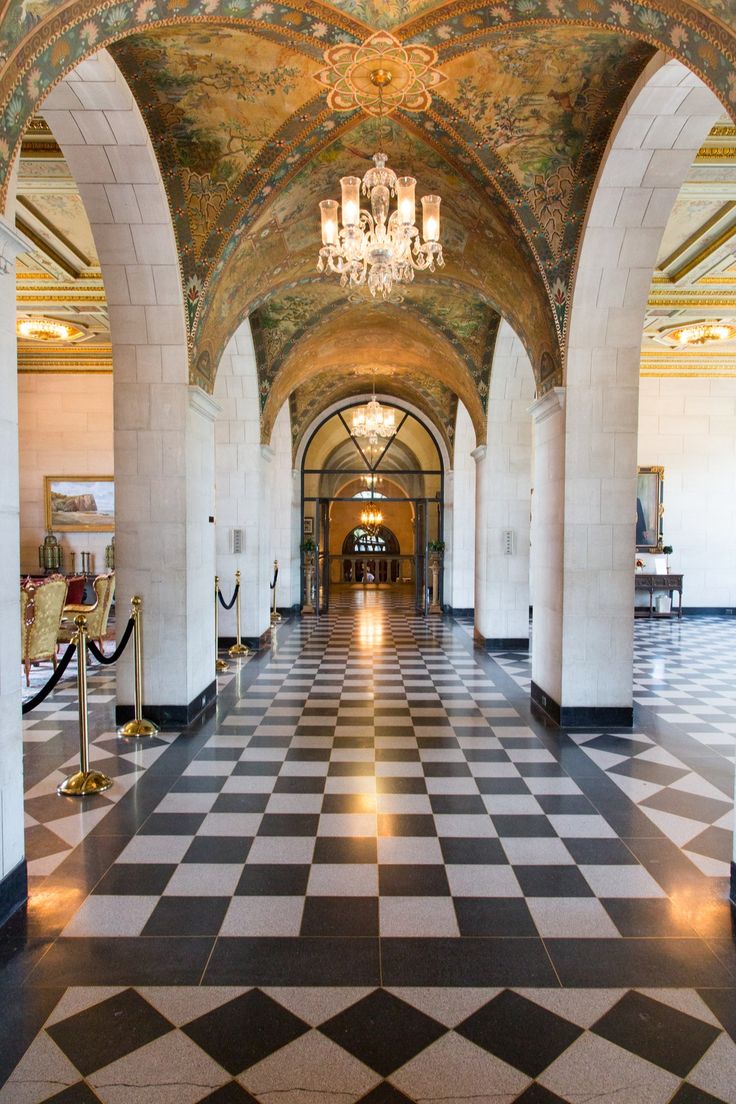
[636,466,664,552]
[44,475,115,532]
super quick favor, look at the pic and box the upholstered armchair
[58,572,115,655]
[20,576,68,686]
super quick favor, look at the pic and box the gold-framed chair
[20,575,68,687]
[58,572,115,655]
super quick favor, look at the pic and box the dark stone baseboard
[731,861,736,912]
[448,607,474,618]
[530,681,633,729]
[476,633,530,651]
[682,607,736,616]
[115,678,217,730]
[0,860,27,930]
[219,628,271,651]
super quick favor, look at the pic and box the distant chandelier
[317,69,443,299]
[670,322,736,346]
[16,316,81,342]
[351,387,397,445]
[360,507,383,531]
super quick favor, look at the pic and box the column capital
[188,385,220,422]
[528,386,565,424]
[471,445,487,464]
[0,216,31,276]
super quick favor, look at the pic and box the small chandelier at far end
[360,507,383,531]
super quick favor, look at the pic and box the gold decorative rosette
[314,31,446,116]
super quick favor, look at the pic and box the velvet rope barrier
[218,582,239,611]
[87,616,135,666]
[22,642,77,715]
[270,566,279,590]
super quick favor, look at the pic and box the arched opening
[301,401,443,612]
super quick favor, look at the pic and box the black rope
[22,642,77,715]
[218,582,239,611]
[87,616,135,665]
[270,567,279,590]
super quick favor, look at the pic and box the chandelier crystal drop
[317,70,444,299]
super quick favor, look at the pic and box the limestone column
[474,322,534,649]
[0,217,31,919]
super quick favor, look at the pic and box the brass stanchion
[118,596,159,738]
[215,574,229,672]
[229,570,251,657]
[271,559,281,624]
[57,615,113,796]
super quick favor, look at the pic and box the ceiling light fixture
[16,316,82,342]
[360,507,383,531]
[670,322,736,346]
[350,385,397,445]
[317,68,443,299]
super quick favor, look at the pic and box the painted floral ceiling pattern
[1,0,735,443]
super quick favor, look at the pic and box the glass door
[317,498,330,613]
[415,498,428,615]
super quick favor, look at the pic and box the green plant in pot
[428,539,445,555]
[301,538,316,555]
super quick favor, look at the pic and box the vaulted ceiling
[6,0,736,455]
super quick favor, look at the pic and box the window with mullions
[343,526,399,554]
[352,490,387,499]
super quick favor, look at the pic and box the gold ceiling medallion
[314,31,445,117]
[16,315,84,342]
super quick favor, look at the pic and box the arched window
[342,526,399,554]
[352,490,387,499]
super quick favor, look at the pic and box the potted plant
[428,539,445,556]
[301,538,316,557]
[662,545,673,572]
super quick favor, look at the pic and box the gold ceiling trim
[647,296,736,307]
[695,149,736,162]
[314,31,446,117]
[657,201,736,281]
[708,125,736,138]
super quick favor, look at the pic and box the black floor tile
[601,898,699,937]
[379,865,450,896]
[183,836,253,864]
[203,937,381,985]
[514,866,593,897]
[457,989,582,1077]
[183,989,309,1075]
[30,937,214,986]
[235,864,310,895]
[47,988,173,1075]
[171,776,228,793]
[454,898,538,937]
[490,815,557,838]
[546,938,727,987]
[301,896,378,936]
[429,795,487,815]
[697,989,736,1043]
[142,896,230,937]
[91,863,175,895]
[563,838,638,865]
[512,1086,570,1104]
[381,938,558,986]
[40,1083,104,1103]
[257,814,320,836]
[378,814,436,837]
[355,1083,416,1104]
[670,1083,731,1103]
[439,837,507,864]
[138,813,206,835]
[211,793,270,813]
[320,989,446,1076]
[196,1083,260,1104]
[591,990,720,1077]
[313,837,378,863]
[273,775,326,794]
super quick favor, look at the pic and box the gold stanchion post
[229,570,251,657]
[215,574,229,672]
[118,596,159,738]
[271,559,281,624]
[57,615,113,796]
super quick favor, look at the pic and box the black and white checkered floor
[2,590,735,1102]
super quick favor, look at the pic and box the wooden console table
[635,573,683,618]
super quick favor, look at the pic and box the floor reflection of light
[358,610,384,649]
[668,886,729,934]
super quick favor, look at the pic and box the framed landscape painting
[45,476,115,532]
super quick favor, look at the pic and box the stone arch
[36,49,214,718]
[531,53,722,723]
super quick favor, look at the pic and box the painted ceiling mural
[1,0,736,441]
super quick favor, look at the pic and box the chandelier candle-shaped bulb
[421,194,441,242]
[341,177,361,228]
[320,199,339,247]
[396,177,416,226]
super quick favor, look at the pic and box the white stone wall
[18,373,114,576]
[214,321,272,641]
[270,402,300,610]
[0,219,27,896]
[475,322,534,643]
[446,402,475,611]
[638,377,736,608]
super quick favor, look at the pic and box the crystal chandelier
[351,387,397,445]
[16,316,81,342]
[317,70,443,299]
[360,507,383,532]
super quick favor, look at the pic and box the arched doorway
[301,402,444,613]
